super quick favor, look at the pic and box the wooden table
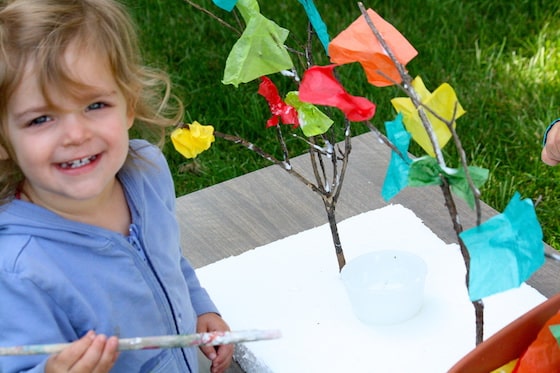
[176,131,560,371]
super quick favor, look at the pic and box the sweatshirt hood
[0,200,120,249]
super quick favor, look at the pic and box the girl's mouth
[59,155,98,169]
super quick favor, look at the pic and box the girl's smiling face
[4,44,134,213]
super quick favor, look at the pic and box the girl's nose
[62,116,91,146]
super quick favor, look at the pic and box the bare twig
[213,130,324,195]
[183,0,242,36]
[305,22,315,68]
[441,103,483,226]
[363,120,411,163]
[308,137,327,193]
[275,124,292,166]
[333,118,352,204]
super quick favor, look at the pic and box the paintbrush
[0,329,281,356]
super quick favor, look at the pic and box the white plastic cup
[341,250,427,325]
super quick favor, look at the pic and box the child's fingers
[67,334,107,372]
[210,344,234,373]
[542,146,560,166]
[69,334,119,373]
[199,344,218,362]
[46,332,118,373]
[46,331,96,372]
[91,336,119,373]
[542,123,560,166]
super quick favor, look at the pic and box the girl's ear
[0,145,8,160]
[127,103,135,130]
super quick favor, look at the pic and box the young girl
[0,0,233,372]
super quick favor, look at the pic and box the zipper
[127,223,192,372]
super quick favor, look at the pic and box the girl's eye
[87,102,107,111]
[28,115,51,127]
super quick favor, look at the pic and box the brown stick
[357,1,484,344]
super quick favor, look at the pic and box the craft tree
[173,0,545,346]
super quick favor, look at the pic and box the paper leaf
[222,11,293,87]
[391,76,465,156]
[550,324,560,347]
[381,113,412,201]
[446,166,489,209]
[285,91,333,136]
[212,0,238,11]
[235,0,260,21]
[328,8,417,87]
[299,64,376,122]
[407,156,441,186]
[513,313,560,371]
[298,0,330,54]
[171,122,215,159]
[460,192,545,301]
[408,156,488,208]
[257,77,299,128]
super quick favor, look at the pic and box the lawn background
[123,0,560,249]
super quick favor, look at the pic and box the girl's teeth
[60,155,97,169]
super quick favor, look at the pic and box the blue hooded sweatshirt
[0,140,218,372]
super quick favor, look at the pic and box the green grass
[124,0,560,249]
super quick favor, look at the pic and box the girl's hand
[45,331,119,373]
[197,313,234,373]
